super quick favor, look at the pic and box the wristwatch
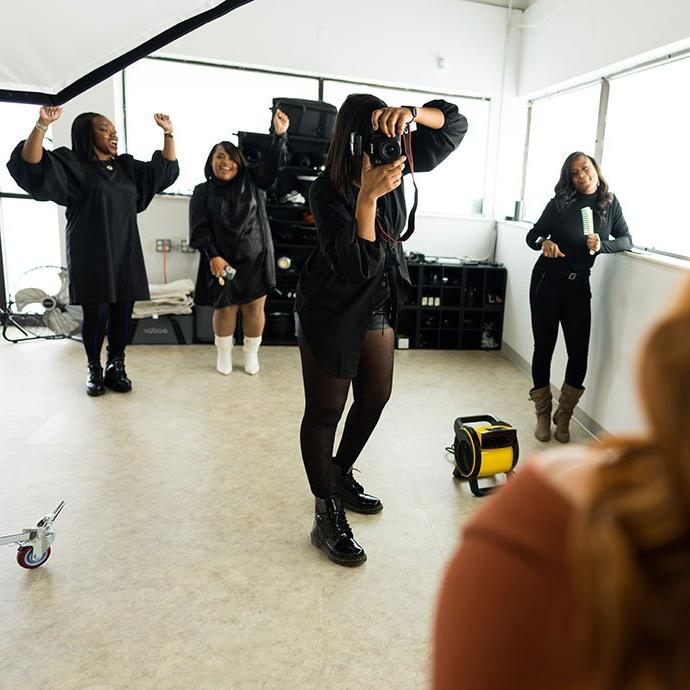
[403,105,417,123]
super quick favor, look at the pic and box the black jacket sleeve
[6,142,84,206]
[600,196,632,253]
[248,133,287,190]
[526,199,558,250]
[130,151,180,212]
[189,183,221,260]
[309,176,385,285]
[407,100,468,174]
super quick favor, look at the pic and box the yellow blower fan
[452,415,519,496]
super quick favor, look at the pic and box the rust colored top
[433,466,583,690]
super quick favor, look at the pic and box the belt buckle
[567,272,577,281]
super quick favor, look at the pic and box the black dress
[189,134,287,307]
[295,100,468,378]
[7,143,179,305]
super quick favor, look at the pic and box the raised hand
[153,113,174,134]
[359,152,406,200]
[38,106,63,125]
[541,239,565,258]
[371,107,414,137]
[273,108,290,136]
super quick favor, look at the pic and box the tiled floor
[0,336,593,689]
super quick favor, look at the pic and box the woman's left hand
[372,107,414,137]
[273,108,290,136]
[154,113,174,134]
[586,234,601,252]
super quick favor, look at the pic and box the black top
[7,142,179,304]
[295,100,468,378]
[189,134,287,307]
[525,193,632,274]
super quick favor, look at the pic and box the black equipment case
[270,98,337,140]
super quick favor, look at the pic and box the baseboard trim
[500,343,607,439]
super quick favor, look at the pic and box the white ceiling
[461,0,536,9]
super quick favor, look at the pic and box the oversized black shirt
[525,193,632,274]
[7,142,179,304]
[189,134,287,306]
[296,100,468,378]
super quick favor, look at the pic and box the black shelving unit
[236,130,325,345]
[397,262,507,350]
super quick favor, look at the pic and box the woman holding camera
[526,152,631,443]
[190,108,289,375]
[8,106,179,396]
[295,95,467,566]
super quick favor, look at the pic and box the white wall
[495,222,688,435]
[163,0,508,97]
[519,0,690,96]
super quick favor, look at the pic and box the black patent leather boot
[104,353,132,392]
[310,495,367,567]
[86,361,105,397]
[332,461,383,514]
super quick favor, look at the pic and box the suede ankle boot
[529,385,553,442]
[104,353,132,392]
[553,383,584,443]
[331,461,382,514]
[310,495,367,567]
[86,361,105,397]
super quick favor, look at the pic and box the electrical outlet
[180,239,196,253]
[155,239,172,252]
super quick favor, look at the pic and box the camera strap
[376,128,418,244]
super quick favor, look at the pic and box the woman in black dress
[295,95,467,566]
[189,108,289,375]
[8,106,179,396]
[526,152,632,443]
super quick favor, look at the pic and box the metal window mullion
[594,78,609,163]
[520,101,533,203]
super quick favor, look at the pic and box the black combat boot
[332,461,383,514]
[310,495,367,567]
[86,361,105,397]
[104,353,132,392]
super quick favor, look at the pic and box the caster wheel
[16,546,51,569]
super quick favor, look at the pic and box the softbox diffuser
[0,0,253,104]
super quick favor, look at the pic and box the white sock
[214,334,234,375]
[243,335,262,375]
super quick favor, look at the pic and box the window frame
[520,47,690,261]
[124,55,491,217]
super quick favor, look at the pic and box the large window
[323,81,489,217]
[0,103,61,302]
[124,58,491,216]
[523,83,601,222]
[124,59,319,195]
[603,56,690,258]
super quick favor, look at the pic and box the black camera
[350,131,402,166]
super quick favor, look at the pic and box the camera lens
[380,140,401,162]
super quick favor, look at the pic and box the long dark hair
[326,94,387,198]
[204,141,247,181]
[71,112,101,162]
[577,277,690,689]
[555,151,613,220]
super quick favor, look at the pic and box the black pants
[529,270,591,390]
[81,302,134,363]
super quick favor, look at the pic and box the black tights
[530,271,591,390]
[81,302,134,363]
[298,328,395,499]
